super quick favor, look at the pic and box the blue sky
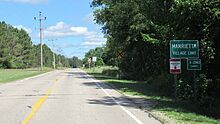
[0,0,106,59]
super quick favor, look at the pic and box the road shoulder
[80,69,163,124]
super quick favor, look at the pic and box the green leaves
[141,33,160,44]
[0,21,73,69]
[83,47,106,67]
[91,0,220,105]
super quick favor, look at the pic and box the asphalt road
[0,69,161,124]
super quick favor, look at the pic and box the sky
[0,0,106,59]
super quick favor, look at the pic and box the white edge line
[94,81,144,124]
[79,68,144,124]
[16,71,55,83]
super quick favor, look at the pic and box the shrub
[177,79,194,100]
[148,73,173,96]
[102,68,118,77]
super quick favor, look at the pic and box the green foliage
[177,79,194,100]
[102,67,118,77]
[141,33,160,44]
[0,21,72,69]
[69,56,83,68]
[83,47,106,67]
[0,21,32,69]
[91,0,220,118]
[196,74,209,100]
[149,73,173,95]
[95,57,105,66]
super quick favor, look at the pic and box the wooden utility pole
[48,39,57,70]
[34,11,46,71]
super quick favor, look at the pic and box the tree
[83,47,106,67]
[0,21,72,69]
[91,0,220,115]
[0,22,33,68]
[70,56,83,68]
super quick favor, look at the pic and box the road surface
[0,69,161,124]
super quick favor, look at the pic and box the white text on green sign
[187,59,201,70]
[170,40,199,58]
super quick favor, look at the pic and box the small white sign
[170,59,181,74]
[92,57,97,62]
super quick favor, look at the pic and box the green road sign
[187,59,201,70]
[170,40,199,58]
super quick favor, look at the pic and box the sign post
[92,57,97,72]
[170,59,181,100]
[187,59,201,100]
[88,58,91,70]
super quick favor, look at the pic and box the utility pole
[34,11,46,71]
[48,39,57,70]
[52,51,56,69]
[57,48,63,67]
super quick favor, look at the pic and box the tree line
[0,21,82,69]
[89,0,220,117]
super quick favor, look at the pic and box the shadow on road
[64,70,220,120]
[87,96,156,110]
[82,72,220,121]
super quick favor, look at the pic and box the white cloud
[82,34,106,46]
[1,0,47,4]
[14,25,32,34]
[43,21,95,38]
[41,21,106,50]
[51,34,106,50]
[53,43,77,49]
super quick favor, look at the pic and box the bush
[149,73,173,96]
[95,57,105,67]
[2,60,14,69]
[102,68,118,77]
[176,79,194,100]
[196,74,209,100]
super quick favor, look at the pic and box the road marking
[95,82,144,124]
[22,78,59,124]
[17,71,55,83]
[80,69,145,124]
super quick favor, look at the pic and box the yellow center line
[22,78,60,124]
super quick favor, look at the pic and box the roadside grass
[0,68,52,84]
[82,67,220,124]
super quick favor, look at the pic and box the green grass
[0,68,51,84]
[83,67,220,124]
[83,66,114,74]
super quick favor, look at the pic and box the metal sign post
[187,59,201,100]
[174,74,178,100]
[92,57,97,72]
[170,59,181,100]
[88,58,91,70]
